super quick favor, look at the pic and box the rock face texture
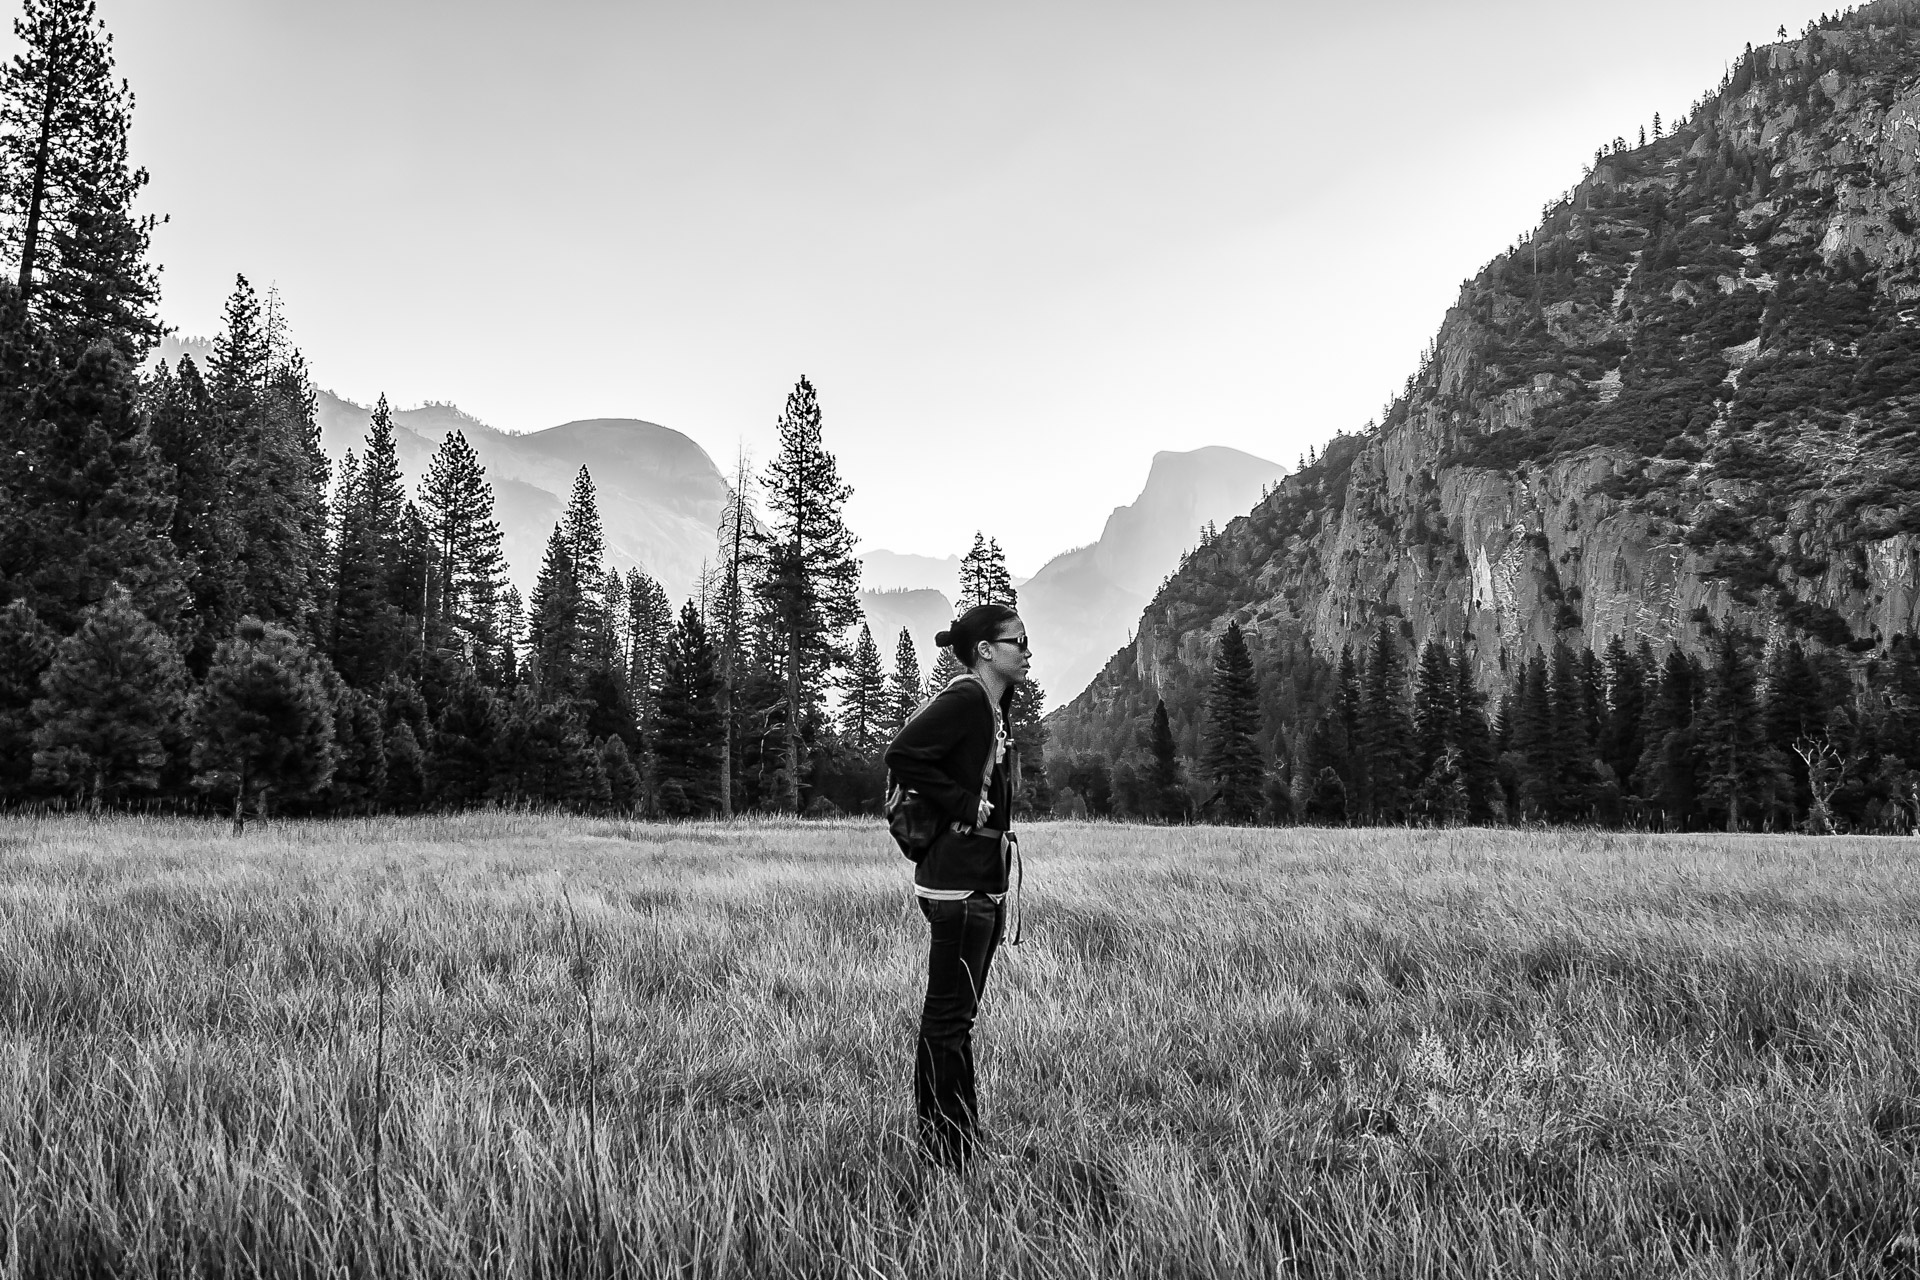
[1052,4,1920,759]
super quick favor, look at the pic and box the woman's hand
[977,797,995,828]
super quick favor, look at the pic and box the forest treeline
[1050,617,1920,834]
[0,0,1050,827]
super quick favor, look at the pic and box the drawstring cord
[1005,831,1023,946]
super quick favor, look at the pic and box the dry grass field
[2,814,1918,1278]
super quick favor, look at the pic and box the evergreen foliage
[420,429,504,663]
[1147,698,1185,821]
[885,627,920,737]
[655,600,723,817]
[754,376,860,811]
[838,622,887,755]
[31,585,183,810]
[0,597,53,796]
[0,0,159,362]
[426,671,500,810]
[188,617,335,833]
[1201,621,1263,822]
[1360,621,1412,823]
[958,533,1017,610]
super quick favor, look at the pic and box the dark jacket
[885,676,1016,892]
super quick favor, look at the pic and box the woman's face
[975,618,1031,686]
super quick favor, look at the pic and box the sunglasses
[989,635,1032,654]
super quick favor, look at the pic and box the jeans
[914,894,1005,1166]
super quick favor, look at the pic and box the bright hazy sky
[82,0,1832,575]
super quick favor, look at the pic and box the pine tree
[145,356,232,672]
[884,626,921,737]
[1696,629,1780,831]
[1634,647,1700,829]
[330,397,411,688]
[654,600,723,817]
[957,533,1017,610]
[1548,641,1596,822]
[926,647,965,698]
[207,276,326,636]
[0,289,179,635]
[1411,639,1457,783]
[30,586,184,811]
[426,669,500,810]
[320,673,384,814]
[376,671,426,809]
[838,621,888,755]
[189,617,336,834]
[1010,678,1051,816]
[527,525,581,699]
[1147,697,1185,821]
[711,452,757,816]
[0,0,160,363]
[1504,650,1550,820]
[0,598,55,799]
[1451,644,1500,824]
[419,429,504,661]
[1762,639,1824,826]
[1335,643,1364,811]
[754,377,861,811]
[1601,635,1647,791]
[560,466,606,635]
[1201,621,1263,823]
[497,584,525,687]
[600,734,641,814]
[491,686,602,811]
[1361,621,1412,823]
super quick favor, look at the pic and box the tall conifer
[839,621,888,755]
[0,0,159,362]
[887,627,921,734]
[654,600,724,816]
[1202,621,1263,823]
[1697,629,1780,830]
[1147,697,1185,821]
[527,525,580,699]
[1361,621,1413,823]
[419,429,504,659]
[754,377,861,810]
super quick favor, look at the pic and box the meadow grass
[1,813,1918,1278]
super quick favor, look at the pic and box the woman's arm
[884,687,981,823]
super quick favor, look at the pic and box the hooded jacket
[884,675,1016,893]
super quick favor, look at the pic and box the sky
[78,0,1835,576]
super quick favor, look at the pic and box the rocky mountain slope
[1019,446,1286,703]
[1052,3,1920,758]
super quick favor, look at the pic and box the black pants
[914,893,1005,1166]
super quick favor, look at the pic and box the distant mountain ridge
[150,336,728,603]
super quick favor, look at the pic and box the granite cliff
[1053,3,1920,761]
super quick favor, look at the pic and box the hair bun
[933,629,953,646]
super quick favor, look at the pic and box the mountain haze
[1021,446,1286,703]
[1054,4,1920,757]
[150,337,729,603]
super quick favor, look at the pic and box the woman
[883,602,1030,1170]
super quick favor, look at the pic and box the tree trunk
[232,764,250,836]
[719,678,733,818]
[16,34,64,300]
[87,767,100,819]
[783,626,802,813]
